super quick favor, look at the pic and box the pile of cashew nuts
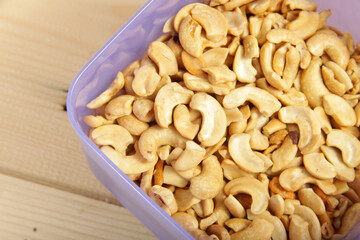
[84,0,360,239]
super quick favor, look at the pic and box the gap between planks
[0,173,157,240]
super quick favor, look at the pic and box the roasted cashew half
[278,105,322,154]
[224,176,270,215]
[154,82,194,128]
[91,125,156,174]
[138,125,188,162]
[190,92,227,146]
[223,85,281,117]
[307,31,350,69]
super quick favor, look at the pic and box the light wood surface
[0,0,157,239]
[0,173,156,240]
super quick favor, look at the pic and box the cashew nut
[300,57,330,108]
[228,133,272,173]
[247,210,287,240]
[163,165,188,188]
[172,212,199,233]
[224,194,246,218]
[203,65,236,85]
[132,64,161,97]
[190,92,227,146]
[132,98,154,123]
[173,104,201,140]
[223,85,281,117]
[279,167,336,194]
[221,159,255,181]
[174,188,201,212]
[292,205,322,240]
[138,125,187,162]
[83,115,115,128]
[179,15,203,58]
[148,41,178,76]
[307,31,350,69]
[230,218,274,240]
[154,82,193,128]
[286,11,320,39]
[116,114,149,136]
[86,72,125,109]
[268,194,285,218]
[271,135,298,173]
[225,218,251,233]
[104,95,135,120]
[289,214,312,240]
[278,105,321,154]
[190,3,228,43]
[323,93,356,127]
[91,125,156,174]
[190,155,223,200]
[303,152,337,180]
[233,45,257,83]
[281,0,317,13]
[222,10,246,37]
[172,141,206,171]
[224,176,270,214]
[298,188,326,215]
[149,185,178,215]
[206,224,230,240]
[326,129,360,168]
[193,199,215,218]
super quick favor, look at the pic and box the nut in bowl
[67,0,360,239]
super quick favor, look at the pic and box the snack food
[84,0,360,239]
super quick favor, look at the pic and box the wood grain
[0,173,156,240]
[0,0,147,204]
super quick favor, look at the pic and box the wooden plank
[0,173,156,240]
[0,0,147,203]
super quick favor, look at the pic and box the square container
[67,0,360,239]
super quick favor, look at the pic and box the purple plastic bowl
[67,0,360,239]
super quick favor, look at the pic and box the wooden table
[0,0,157,239]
